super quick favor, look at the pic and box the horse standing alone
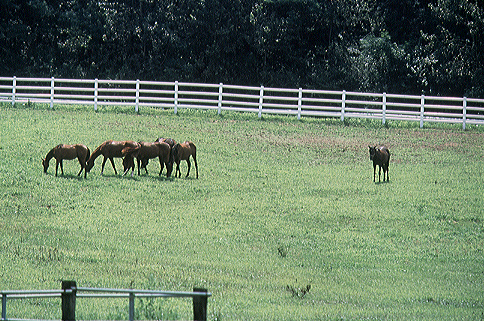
[369,146,390,182]
[172,141,198,178]
[42,144,90,178]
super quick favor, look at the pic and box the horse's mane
[88,141,111,163]
[91,142,104,155]
[44,147,56,161]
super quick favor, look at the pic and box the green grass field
[1,103,483,320]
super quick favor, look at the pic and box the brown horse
[369,146,390,182]
[172,141,198,178]
[122,141,172,177]
[86,140,140,175]
[139,137,177,172]
[42,144,90,178]
[122,154,136,177]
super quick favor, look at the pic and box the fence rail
[1,281,211,321]
[1,76,484,129]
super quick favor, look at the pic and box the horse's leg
[386,162,389,181]
[101,157,108,174]
[60,160,65,176]
[137,158,141,175]
[55,160,60,176]
[175,161,181,177]
[378,165,382,182]
[77,157,84,176]
[166,163,173,177]
[158,157,164,176]
[373,163,376,182]
[185,159,191,178]
[109,157,117,175]
[193,155,198,179]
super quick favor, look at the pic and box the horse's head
[42,158,49,173]
[122,155,135,174]
[85,159,95,173]
[368,146,377,160]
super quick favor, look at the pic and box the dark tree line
[1,0,483,97]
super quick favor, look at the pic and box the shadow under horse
[369,145,390,182]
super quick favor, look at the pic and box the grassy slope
[0,104,483,320]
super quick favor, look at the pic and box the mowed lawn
[0,104,483,320]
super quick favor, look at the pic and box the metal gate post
[61,280,77,321]
[193,288,208,321]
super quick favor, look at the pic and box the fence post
[128,292,135,321]
[61,280,77,321]
[218,83,223,115]
[341,90,346,122]
[382,92,386,125]
[193,288,208,321]
[94,78,98,111]
[12,76,16,106]
[1,293,6,320]
[463,97,467,130]
[50,77,55,109]
[258,86,264,118]
[420,94,425,128]
[297,88,302,120]
[174,81,179,114]
[135,79,140,113]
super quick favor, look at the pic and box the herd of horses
[42,139,390,183]
[42,138,198,179]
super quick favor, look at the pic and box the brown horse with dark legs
[172,141,198,178]
[86,140,140,175]
[42,144,90,178]
[122,141,172,177]
[369,146,390,182]
[139,137,177,173]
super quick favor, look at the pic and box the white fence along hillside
[1,76,484,129]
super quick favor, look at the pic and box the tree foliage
[1,0,483,96]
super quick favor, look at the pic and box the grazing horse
[86,140,140,175]
[172,141,198,178]
[139,137,177,172]
[42,144,90,178]
[122,141,172,177]
[122,154,136,177]
[369,146,390,182]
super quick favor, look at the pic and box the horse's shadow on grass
[46,172,181,182]
[45,173,84,180]
[374,180,391,185]
[109,173,175,182]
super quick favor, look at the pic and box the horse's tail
[188,141,197,159]
[172,143,180,162]
[168,143,175,165]
[85,147,91,163]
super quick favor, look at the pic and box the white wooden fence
[1,76,483,129]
